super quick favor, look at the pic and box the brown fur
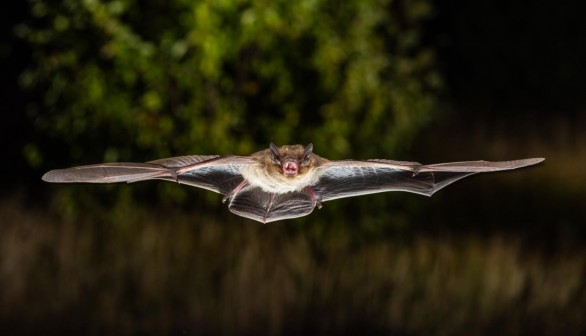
[251,144,327,179]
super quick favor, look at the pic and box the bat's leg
[222,179,249,203]
[305,186,323,209]
[263,193,276,224]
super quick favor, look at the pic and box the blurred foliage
[16,0,441,154]
[17,0,440,218]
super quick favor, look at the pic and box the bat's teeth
[283,161,299,175]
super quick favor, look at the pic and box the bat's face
[268,143,314,178]
[242,143,325,194]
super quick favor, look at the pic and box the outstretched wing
[42,155,544,223]
[42,155,256,195]
[42,155,313,223]
[313,158,544,202]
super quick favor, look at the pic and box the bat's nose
[283,160,299,176]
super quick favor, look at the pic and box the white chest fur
[240,164,323,193]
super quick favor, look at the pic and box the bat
[42,143,544,223]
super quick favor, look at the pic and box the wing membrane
[41,162,172,183]
[314,158,543,201]
[151,155,256,195]
[42,155,256,196]
[229,186,315,223]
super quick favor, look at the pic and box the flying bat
[42,144,544,223]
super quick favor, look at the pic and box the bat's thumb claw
[412,166,421,177]
[170,169,179,182]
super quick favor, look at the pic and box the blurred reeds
[1,192,584,335]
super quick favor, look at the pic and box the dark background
[1,1,585,335]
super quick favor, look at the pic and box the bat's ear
[301,143,313,165]
[269,143,281,164]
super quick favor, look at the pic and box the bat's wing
[228,186,314,223]
[42,155,313,223]
[313,158,544,202]
[42,155,256,195]
[42,155,544,223]
[148,155,255,195]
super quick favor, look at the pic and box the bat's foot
[305,186,323,209]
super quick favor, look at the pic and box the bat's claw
[412,166,421,177]
[170,169,179,183]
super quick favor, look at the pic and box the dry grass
[1,195,585,335]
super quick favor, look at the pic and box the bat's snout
[283,160,298,176]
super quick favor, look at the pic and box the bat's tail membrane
[42,163,175,184]
[420,158,545,173]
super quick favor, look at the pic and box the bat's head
[269,143,314,177]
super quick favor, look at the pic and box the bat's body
[42,144,544,223]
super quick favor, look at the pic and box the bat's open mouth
[283,161,298,176]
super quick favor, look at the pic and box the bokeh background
[1,0,585,335]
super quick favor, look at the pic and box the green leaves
[21,0,441,212]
